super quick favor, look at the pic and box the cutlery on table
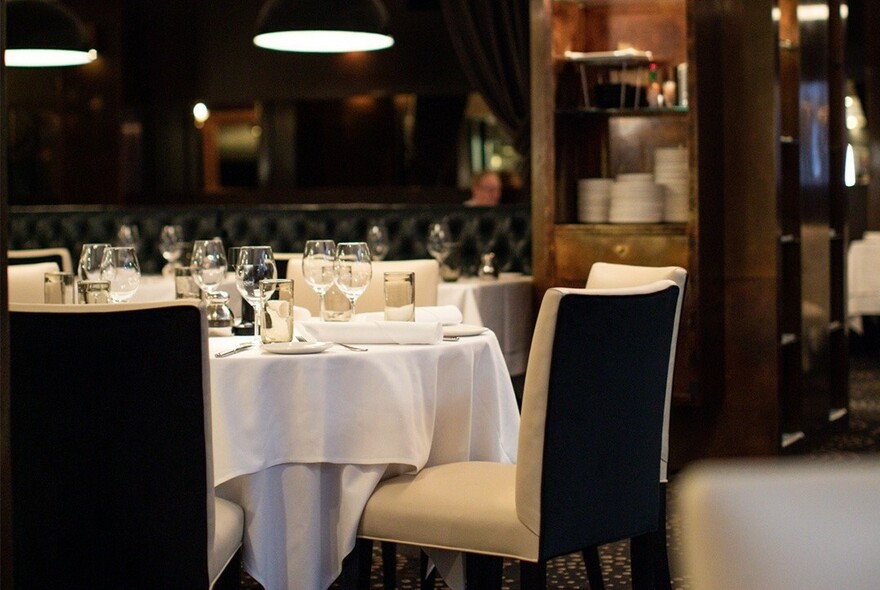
[214,342,254,358]
[296,334,368,352]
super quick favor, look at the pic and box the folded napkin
[355,305,463,326]
[297,319,442,344]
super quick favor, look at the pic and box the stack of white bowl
[654,147,689,222]
[608,173,664,223]
[577,178,613,222]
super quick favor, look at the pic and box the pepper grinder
[478,252,499,280]
[206,290,235,336]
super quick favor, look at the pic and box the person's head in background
[465,170,503,206]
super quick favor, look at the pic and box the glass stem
[254,302,262,343]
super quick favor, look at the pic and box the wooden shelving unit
[531,0,849,465]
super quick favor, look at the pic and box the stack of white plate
[608,173,664,223]
[654,147,689,222]
[577,178,613,222]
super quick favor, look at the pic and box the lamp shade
[253,0,394,53]
[6,0,96,67]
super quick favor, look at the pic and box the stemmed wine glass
[159,224,184,276]
[100,246,141,302]
[302,239,336,318]
[366,223,389,261]
[191,239,228,296]
[235,246,277,342]
[333,242,372,318]
[78,243,111,281]
[426,221,452,265]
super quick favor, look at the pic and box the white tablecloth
[437,274,533,375]
[848,240,880,333]
[208,334,520,590]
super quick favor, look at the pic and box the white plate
[443,324,489,337]
[261,341,333,355]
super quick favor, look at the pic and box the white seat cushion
[209,497,244,587]
[359,462,539,561]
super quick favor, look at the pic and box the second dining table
[208,331,521,590]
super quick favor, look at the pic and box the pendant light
[253,0,394,53]
[5,0,96,67]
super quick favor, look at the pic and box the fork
[296,334,367,352]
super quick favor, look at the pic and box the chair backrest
[9,300,216,588]
[678,458,880,590]
[7,261,60,303]
[516,281,681,561]
[586,262,688,482]
[287,257,439,316]
[9,247,73,273]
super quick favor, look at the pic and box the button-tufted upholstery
[10,204,531,276]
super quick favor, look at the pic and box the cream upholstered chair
[584,261,687,590]
[349,280,683,589]
[9,301,244,589]
[9,246,73,273]
[287,258,439,316]
[678,458,880,590]
[7,261,60,303]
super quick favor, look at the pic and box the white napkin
[297,319,442,344]
[355,305,463,326]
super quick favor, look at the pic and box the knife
[214,342,254,358]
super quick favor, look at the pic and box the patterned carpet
[241,351,880,589]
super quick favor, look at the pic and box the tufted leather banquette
[10,204,531,276]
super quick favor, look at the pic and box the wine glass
[159,225,184,276]
[302,239,336,317]
[78,243,111,281]
[334,242,372,317]
[426,221,452,264]
[235,246,277,342]
[190,239,227,296]
[116,223,140,248]
[366,223,389,261]
[100,246,141,302]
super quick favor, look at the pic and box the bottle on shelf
[647,63,662,108]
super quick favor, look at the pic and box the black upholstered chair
[9,300,244,589]
[347,281,682,589]
[583,262,688,590]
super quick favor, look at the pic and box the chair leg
[211,547,242,590]
[630,533,655,590]
[340,538,373,590]
[654,483,673,590]
[581,546,605,590]
[520,560,546,590]
[464,553,502,590]
[381,542,397,590]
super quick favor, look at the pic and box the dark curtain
[440,0,531,185]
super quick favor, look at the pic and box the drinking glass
[116,223,140,248]
[78,243,111,281]
[191,239,227,296]
[159,224,184,276]
[366,223,389,261]
[235,246,277,342]
[334,242,372,317]
[426,221,452,265]
[100,246,141,302]
[302,239,336,318]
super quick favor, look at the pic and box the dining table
[436,273,533,376]
[207,331,521,590]
[847,237,880,334]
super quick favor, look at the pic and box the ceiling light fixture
[5,0,96,67]
[253,0,394,54]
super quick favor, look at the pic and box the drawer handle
[613,244,629,258]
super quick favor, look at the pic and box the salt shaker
[206,290,235,336]
[478,252,499,280]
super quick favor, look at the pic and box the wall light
[253,0,394,53]
[5,0,96,67]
